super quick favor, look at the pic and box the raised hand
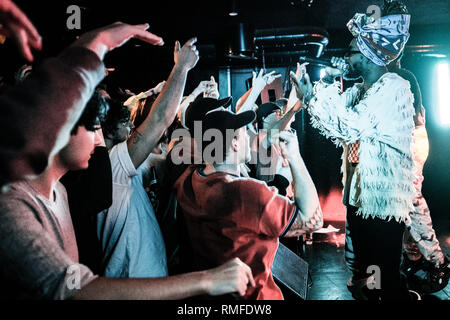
[0,0,42,62]
[174,37,199,71]
[72,22,164,60]
[252,69,282,92]
[205,257,255,297]
[272,130,301,163]
[204,76,219,99]
[296,62,309,80]
[290,68,313,101]
[264,71,282,85]
[193,79,211,95]
[149,80,166,95]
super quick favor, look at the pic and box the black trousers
[345,205,411,300]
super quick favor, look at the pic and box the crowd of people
[0,0,448,300]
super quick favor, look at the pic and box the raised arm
[274,131,323,236]
[0,22,163,184]
[71,22,163,61]
[262,100,303,149]
[127,38,199,169]
[290,69,373,145]
[285,62,308,112]
[123,81,167,110]
[236,69,281,113]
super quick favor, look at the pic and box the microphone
[299,56,334,67]
[299,56,349,73]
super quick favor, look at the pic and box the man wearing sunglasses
[290,0,419,300]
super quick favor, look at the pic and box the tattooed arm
[127,38,199,169]
[284,206,323,237]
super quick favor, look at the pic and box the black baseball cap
[256,102,281,123]
[203,108,256,136]
[184,97,233,132]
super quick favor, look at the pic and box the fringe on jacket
[307,73,416,223]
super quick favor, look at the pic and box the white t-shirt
[97,141,168,278]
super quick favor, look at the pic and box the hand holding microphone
[298,56,349,79]
[326,57,348,77]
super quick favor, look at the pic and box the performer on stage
[290,0,419,300]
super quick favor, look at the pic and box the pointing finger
[132,27,164,46]
[11,2,42,47]
[14,29,34,62]
[185,37,197,46]
[174,40,181,52]
[134,23,150,31]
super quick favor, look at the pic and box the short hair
[130,94,158,129]
[381,0,409,16]
[71,89,109,135]
[101,98,131,137]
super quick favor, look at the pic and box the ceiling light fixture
[229,0,238,16]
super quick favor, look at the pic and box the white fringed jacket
[307,72,416,223]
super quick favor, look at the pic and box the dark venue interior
[1,0,449,301]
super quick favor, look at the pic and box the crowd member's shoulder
[0,180,32,200]
[229,175,281,200]
[0,181,40,221]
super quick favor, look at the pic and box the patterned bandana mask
[347,13,411,66]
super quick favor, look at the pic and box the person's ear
[232,137,239,152]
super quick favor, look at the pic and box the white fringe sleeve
[307,81,379,146]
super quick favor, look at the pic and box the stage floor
[285,216,450,300]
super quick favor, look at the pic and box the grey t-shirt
[0,180,96,299]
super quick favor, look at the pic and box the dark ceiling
[2,0,449,89]
[12,0,450,46]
